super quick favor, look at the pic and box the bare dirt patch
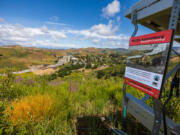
[33,68,56,75]
[170,56,180,63]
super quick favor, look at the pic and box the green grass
[0,66,179,135]
[16,72,34,78]
[0,47,179,135]
[0,46,57,73]
[0,71,145,135]
[1,70,178,135]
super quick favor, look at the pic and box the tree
[49,73,57,80]
[97,70,105,79]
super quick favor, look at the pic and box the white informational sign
[124,30,173,99]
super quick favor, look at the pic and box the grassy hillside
[0,46,119,73]
[0,45,179,135]
[0,46,57,72]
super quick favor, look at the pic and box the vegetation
[0,73,119,134]
[97,64,126,79]
[0,46,57,73]
[0,46,179,135]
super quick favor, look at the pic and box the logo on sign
[154,75,160,81]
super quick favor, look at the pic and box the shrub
[96,64,126,79]
[0,73,17,100]
[48,73,57,80]
[4,95,53,123]
[97,70,105,79]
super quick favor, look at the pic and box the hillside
[0,45,178,74]
[0,45,118,73]
[0,45,179,135]
[0,45,57,72]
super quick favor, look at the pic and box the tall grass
[0,71,179,134]
[0,72,126,134]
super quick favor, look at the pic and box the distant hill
[108,48,128,54]
[0,45,122,73]
[0,45,59,73]
[111,48,128,51]
[1,45,23,48]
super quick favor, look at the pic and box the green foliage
[0,69,157,135]
[0,46,179,134]
[0,72,124,134]
[0,60,27,73]
[55,63,84,78]
[0,67,179,134]
[97,70,105,79]
[97,64,126,79]
[58,67,72,77]
[0,73,18,100]
[48,73,58,80]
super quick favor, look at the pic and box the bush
[48,73,57,80]
[96,64,126,79]
[0,67,179,134]
[5,95,53,123]
[0,73,17,100]
[97,70,105,79]
[58,68,72,77]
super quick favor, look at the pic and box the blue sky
[0,0,154,49]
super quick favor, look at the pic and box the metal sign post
[123,9,138,119]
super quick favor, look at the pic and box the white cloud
[49,30,67,40]
[90,20,117,36]
[0,20,129,49]
[46,21,72,26]
[49,16,59,21]
[27,40,76,48]
[102,0,120,18]
[0,24,67,48]
[65,21,129,48]
[41,25,49,33]
[66,21,129,41]
[0,17,5,23]
[101,40,128,48]
[92,39,100,44]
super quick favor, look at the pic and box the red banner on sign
[129,29,173,46]
[124,77,160,99]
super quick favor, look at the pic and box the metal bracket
[152,99,162,135]
[123,9,138,119]
[168,0,180,30]
[141,94,150,102]
[123,8,138,119]
[131,0,160,13]
[131,9,138,37]
[123,83,128,118]
[111,128,128,135]
[165,62,180,81]
[172,48,180,56]
[125,93,180,135]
